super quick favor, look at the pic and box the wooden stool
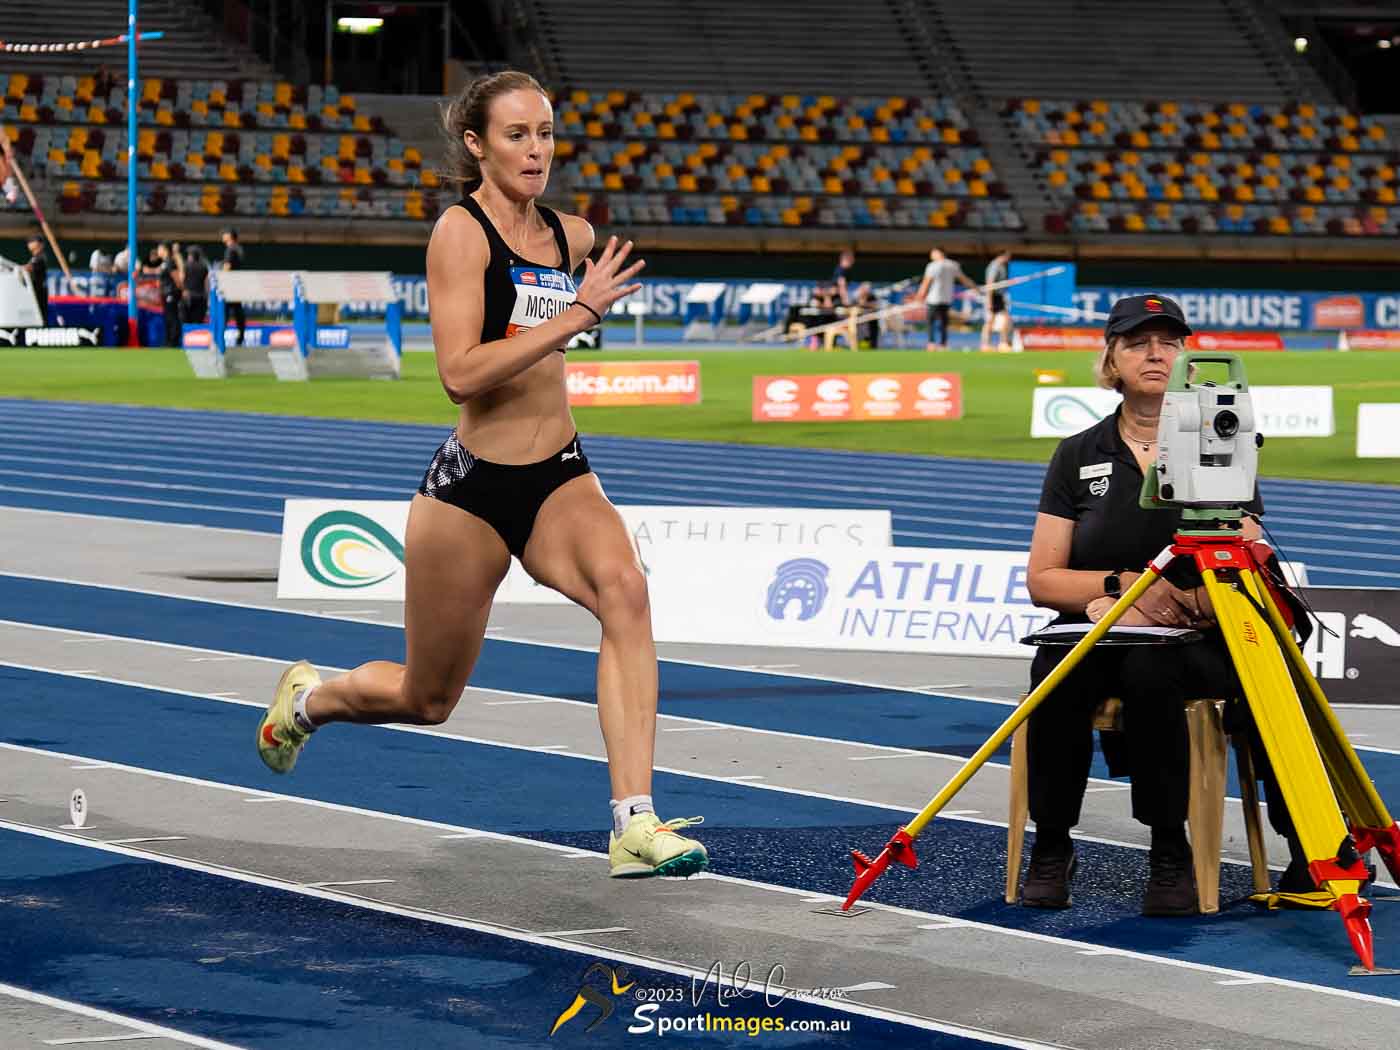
[1004,697,1272,913]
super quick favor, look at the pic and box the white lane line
[437,831,489,840]
[723,774,766,782]
[537,926,630,937]
[1216,977,1276,986]
[482,699,563,707]
[524,744,570,752]
[1083,786,1131,793]
[60,637,107,644]
[941,810,982,817]
[208,692,241,699]
[241,797,289,804]
[916,684,970,691]
[305,879,397,888]
[58,669,98,675]
[106,837,187,845]
[661,726,728,733]
[0,483,282,518]
[0,821,1061,1049]
[0,981,243,1050]
[559,851,597,859]
[917,922,966,930]
[70,764,110,771]
[186,657,241,664]
[44,1034,160,1045]
[1076,948,1122,956]
[838,981,898,993]
[57,825,98,831]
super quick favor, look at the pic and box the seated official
[1023,293,1309,916]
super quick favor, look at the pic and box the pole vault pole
[126,0,139,345]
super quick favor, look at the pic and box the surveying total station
[840,352,1400,972]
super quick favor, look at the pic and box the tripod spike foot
[842,828,917,910]
[1336,894,1375,972]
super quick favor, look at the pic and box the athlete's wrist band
[575,301,603,325]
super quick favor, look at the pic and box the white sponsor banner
[644,545,1051,657]
[278,501,892,602]
[1357,404,1400,458]
[1031,386,1334,438]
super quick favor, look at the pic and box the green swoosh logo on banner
[300,510,405,589]
[1046,395,1109,430]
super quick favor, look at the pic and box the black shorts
[990,291,1007,314]
[418,431,592,558]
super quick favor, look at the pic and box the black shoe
[1142,844,1198,916]
[1022,846,1076,908]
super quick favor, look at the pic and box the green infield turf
[3,347,1397,483]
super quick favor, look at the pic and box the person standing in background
[23,234,48,323]
[156,243,184,347]
[181,245,210,325]
[915,247,979,350]
[832,248,856,306]
[982,250,1014,351]
[220,228,246,346]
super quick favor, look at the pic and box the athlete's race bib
[507,266,577,338]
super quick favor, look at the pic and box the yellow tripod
[841,524,1400,970]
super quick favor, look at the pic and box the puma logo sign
[561,447,581,462]
[1351,613,1400,648]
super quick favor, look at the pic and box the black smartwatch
[1103,571,1123,598]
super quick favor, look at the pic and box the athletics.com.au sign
[566,360,700,406]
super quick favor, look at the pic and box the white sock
[610,794,653,836]
[291,687,319,733]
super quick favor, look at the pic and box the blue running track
[0,398,1397,585]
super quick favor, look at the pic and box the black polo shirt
[1037,407,1263,614]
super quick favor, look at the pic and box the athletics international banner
[1031,386,1335,438]
[566,360,700,405]
[752,373,962,422]
[278,501,891,601]
[1019,327,1285,351]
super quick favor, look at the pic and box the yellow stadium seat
[1131,131,1149,148]
[1160,101,1178,116]
[1368,125,1386,141]
[800,126,818,142]
[730,125,748,141]
[942,127,962,144]
[47,148,65,165]
[898,178,916,196]
[151,161,169,180]
[224,110,242,127]
[795,197,813,214]
[1380,187,1398,205]
[706,112,724,127]
[1269,216,1291,234]
[354,115,371,132]
[1201,132,1221,149]
[1202,111,1220,127]
[655,162,674,178]
[1023,99,1040,115]
[1125,213,1145,231]
[1160,122,1176,137]
[942,198,959,214]
[747,94,766,108]
[752,175,771,193]
[1089,121,1107,136]
[287,109,305,128]
[605,171,625,190]
[1128,184,1146,200]
[142,79,161,103]
[1091,100,1109,115]
[944,167,963,183]
[219,162,238,181]
[867,197,886,213]
[20,104,38,122]
[562,110,582,126]
[1048,170,1068,187]
[1200,184,1219,201]
[421,170,440,187]
[585,120,603,137]
[1333,153,1351,170]
[1094,160,1112,176]
[731,164,750,180]
[1333,175,1351,191]
[871,126,889,143]
[1091,181,1110,199]
[678,92,695,106]
[8,73,28,96]
[969,179,988,197]
[781,208,800,226]
[288,166,305,182]
[570,90,589,105]
[781,94,800,109]
[1155,202,1172,219]
[635,111,652,126]
[56,96,73,112]
[1081,202,1099,217]
[721,195,739,210]
[735,105,752,120]
[255,154,273,170]
[607,90,626,105]
[257,102,275,117]
[1227,204,1245,220]
[321,155,340,171]
[404,147,421,164]
[81,152,101,177]
[62,181,79,197]
[684,152,705,170]
[340,95,356,110]
[929,211,948,228]
[1298,103,1314,119]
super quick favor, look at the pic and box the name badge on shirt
[1079,462,1113,480]
[506,266,577,338]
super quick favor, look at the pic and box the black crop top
[456,195,576,346]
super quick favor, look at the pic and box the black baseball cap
[1104,293,1192,339]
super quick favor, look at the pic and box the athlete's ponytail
[439,70,548,192]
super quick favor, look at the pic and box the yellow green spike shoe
[608,813,708,878]
[257,660,321,774]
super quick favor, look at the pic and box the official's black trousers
[1027,634,1297,838]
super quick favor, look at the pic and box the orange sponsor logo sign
[1187,331,1285,351]
[1018,327,1103,350]
[752,373,963,422]
[1345,329,1400,350]
[565,360,701,406]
